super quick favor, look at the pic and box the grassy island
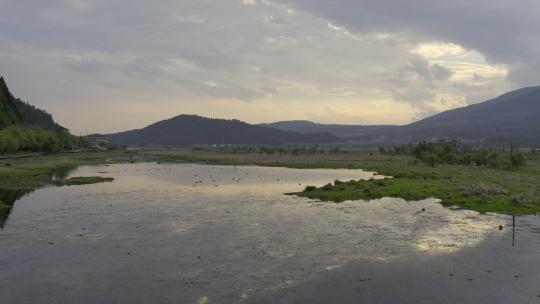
[0,151,128,189]
[289,141,540,215]
[52,176,114,186]
[293,175,540,215]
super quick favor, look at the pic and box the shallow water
[0,163,539,304]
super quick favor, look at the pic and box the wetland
[1,150,540,303]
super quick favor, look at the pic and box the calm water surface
[1,163,539,303]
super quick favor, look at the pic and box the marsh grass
[52,176,114,186]
[148,148,540,214]
[0,151,129,189]
[0,148,539,214]
[292,155,540,215]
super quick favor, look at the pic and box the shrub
[373,179,386,186]
[304,185,317,192]
[321,183,333,191]
[460,184,508,197]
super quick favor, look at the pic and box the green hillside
[0,77,21,128]
[0,77,60,130]
[0,76,81,153]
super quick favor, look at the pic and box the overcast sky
[0,0,537,134]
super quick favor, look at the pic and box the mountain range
[107,115,340,147]
[258,121,394,138]
[6,74,534,148]
[261,86,540,147]
[104,85,540,147]
[391,86,540,145]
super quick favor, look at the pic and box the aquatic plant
[53,176,114,186]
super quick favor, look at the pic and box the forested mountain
[0,77,60,130]
[108,115,340,147]
[263,86,540,147]
[14,100,60,130]
[0,76,80,153]
[259,121,395,138]
[391,86,540,146]
[0,77,22,128]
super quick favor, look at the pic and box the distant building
[84,134,109,147]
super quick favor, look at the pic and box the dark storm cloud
[283,0,540,86]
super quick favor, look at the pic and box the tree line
[380,139,527,170]
[0,125,82,154]
[193,145,344,155]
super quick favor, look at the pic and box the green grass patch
[0,150,135,189]
[52,176,114,186]
[293,172,540,215]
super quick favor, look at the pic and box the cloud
[400,58,453,82]
[282,0,540,87]
[241,0,257,5]
[0,0,521,133]
[264,35,299,46]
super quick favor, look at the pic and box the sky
[0,0,537,134]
